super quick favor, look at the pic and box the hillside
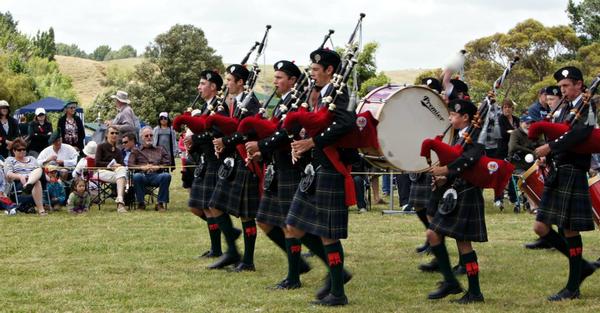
[54,56,144,108]
[56,55,427,107]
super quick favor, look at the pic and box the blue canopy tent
[13,97,84,121]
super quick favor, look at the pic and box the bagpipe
[420,57,520,198]
[527,74,600,154]
[277,13,368,206]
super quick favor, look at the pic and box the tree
[104,45,137,60]
[0,11,34,56]
[56,43,88,58]
[33,27,56,61]
[567,0,600,42]
[91,45,111,61]
[91,24,224,125]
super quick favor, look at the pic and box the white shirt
[37,143,79,168]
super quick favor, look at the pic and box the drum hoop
[588,174,600,185]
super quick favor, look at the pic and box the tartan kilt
[536,165,595,231]
[256,166,302,228]
[408,173,432,211]
[209,158,260,218]
[188,161,219,209]
[429,180,488,242]
[286,168,348,240]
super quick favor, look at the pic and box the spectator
[45,165,66,211]
[73,141,97,179]
[95,125,128,213]
[153,112,178,171]
[17,116,29,140]
[121,133,137,167]
[37,130,79,182]
[0,167,17,215]
[28,108,53,156]
[478,100,502,158]
[352,159,369,213]
[527,88,548,121]
[105,90,140,138]
[497,99,520,210]
[0,100,20,158]
[67,178,90,214]
[128,126,172,211]
[58,101,85,152]
[3,138,47,215]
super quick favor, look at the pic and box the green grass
[2,167,600,312]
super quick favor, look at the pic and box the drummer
[532,66,599,301]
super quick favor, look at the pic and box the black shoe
[299,258,312,275]
[311,293,348,306]
[315,270,353,300]
[207,253,240,270]
[272,278,301,290]
[22,183,34,195]
[524,238,552,250]
[233,227,242,240]
[450,291,485,304]
[199,250,222,258]
[419,258,439,272]
[416,241,430,254]
[428,281,463,300]
[513,205,521,213]
[547,288,580,301]
[580,260,598,285]
[229,262,256,272]
[453,264,466,276]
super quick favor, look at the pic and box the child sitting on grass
[67,178,90,214]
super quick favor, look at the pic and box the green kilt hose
[188,161,219,209]
[408,173,432,211]
[209,156,260,219]
[536,165,595,231]
[286,168,348,240]
[256,153,302,228]
[429,179,488,242]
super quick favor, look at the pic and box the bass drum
[356,85,452,172]
[588,175,600,227]
[517,163,546,208]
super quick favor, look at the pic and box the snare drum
[356,85,452,172]
[517,163,545,208]
[587,175,600,227]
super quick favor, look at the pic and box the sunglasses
[159,117,168,120]
[122,140,129,144]
[109,132,119,135]
[14,148,26,152]
[143,134,154,138]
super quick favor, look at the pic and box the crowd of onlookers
[0,91,178,216]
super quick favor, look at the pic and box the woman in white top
[4,138,46,215]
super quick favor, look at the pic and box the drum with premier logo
[517,163,545,208]
[355,84,452,172]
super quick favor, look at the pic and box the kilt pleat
[188,161,219,209]
[257,166,301,228]
[286,168,348,239]
[408,173,432,210]
[209,158,259,218]
[536,165,595,231]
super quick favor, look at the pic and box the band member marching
[186,70,227,258]
[532,66,599,301]
[208,64,261,271]
[245,61,312,289]
[427,99,486,304]
[285,48,354,306]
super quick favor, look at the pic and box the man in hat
[528,88,549,122]
[187,70,227,259]
[128,126,172,212]
[37,130,79,181]
[427,99,486,304]
[207,64,261,271]
[106,90,140,136]
[532,66,600,301]
[285,48,355,306]
[245,60,313,289]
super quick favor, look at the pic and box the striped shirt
[4,156,40,176]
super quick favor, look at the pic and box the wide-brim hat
[110,90,131,104]
[48,130,62,144]
[83,141,97,156]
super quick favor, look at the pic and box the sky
[2,0,572,70]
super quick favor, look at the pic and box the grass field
[2,164,600,313]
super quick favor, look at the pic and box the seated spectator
[45,165,66,211]
[73,141,97,179]
[0,166,17,215]
[28,108,53,157]
[37,130,79,182]
[67,178,90,214]
[121,133,137,167]
[3,138,47,215]
[95,125,128,213]
[128,126,172,211]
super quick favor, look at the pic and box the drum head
[376,86,451,172]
